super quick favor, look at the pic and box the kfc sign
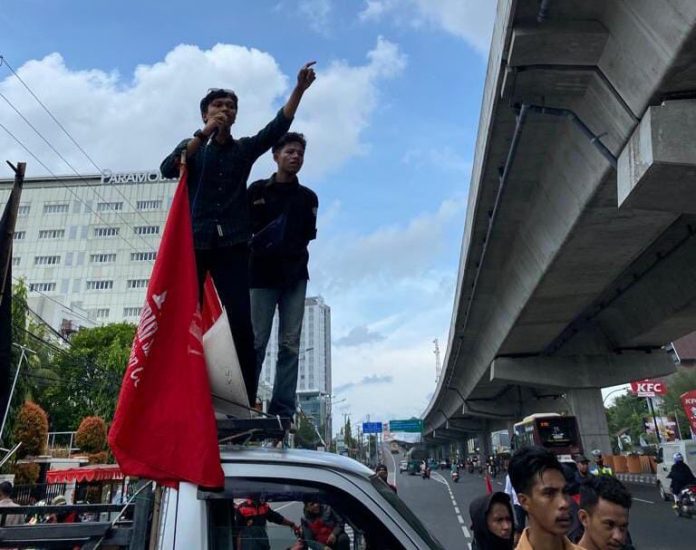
[629,379,667,397]
[680,390,696,432]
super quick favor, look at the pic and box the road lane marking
[463,526,471,538]
[454,506,460,514]
[457,514,464,524]
[633,497,654,504]
[467,542,472,550]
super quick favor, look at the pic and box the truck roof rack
[217,416,289,443]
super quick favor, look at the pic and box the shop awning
[46,465,124,484]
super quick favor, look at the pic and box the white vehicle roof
[219,445,375,476]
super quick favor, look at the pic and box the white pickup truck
[1,444,445,549]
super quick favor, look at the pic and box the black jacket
[668,462,696,494]
[469,492,514,550]
[160,109,292,250]
[248,174,318,288]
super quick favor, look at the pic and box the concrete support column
[565,388,611,455]
[478,431,492,459]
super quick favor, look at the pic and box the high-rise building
[0,170,176,331]
[260,296,332,394]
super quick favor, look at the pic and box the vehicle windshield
[370,474,446,550]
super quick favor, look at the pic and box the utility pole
[433,339,441,382]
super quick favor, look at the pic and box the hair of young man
[199,89,239,116]
[579,475,632,513]
[508,445,564,496]
[272,132,307,154]
[0,481,12,497]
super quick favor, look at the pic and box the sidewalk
[615,472,656,485]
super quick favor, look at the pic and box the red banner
[681,390,696,433]
[629,379,667,397]
[108,165,224,488]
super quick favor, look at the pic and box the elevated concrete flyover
[423,0,696,454]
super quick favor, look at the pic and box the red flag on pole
[108,162,224,488]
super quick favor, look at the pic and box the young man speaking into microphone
[160,62,316,408]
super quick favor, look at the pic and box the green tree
[660,369,696,439]
[295,413,319,450]
[43,323,135,431]
[606,393,650,451]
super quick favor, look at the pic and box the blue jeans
[250,279,307,418]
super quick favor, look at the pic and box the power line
[0,92,159,254]
[0,121,155,263]
[0,54,169,244]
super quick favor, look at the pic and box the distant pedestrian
[469,492,514,550]
[0,481,23,526]
[574,454,591,486]
[248,132,318,427]
[589,450,613,476]
[508,446,581,550]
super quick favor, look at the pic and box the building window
[123,307,141,317]
[29,282,56,292]
[85,280,114,290]
[127,279,149,289]
[136,200,162,211]
[11,257,20,266]
[13,231,25,240]
[93,227,120,237]
[130,251,156,262]
[18,204,30,216]
[97,201,123,212]
[134,225,160,235]
[43,203,70,214]
[90,253,117,264]
[96,308,110,319]
[38,229,65,239]
[34,255,61,266]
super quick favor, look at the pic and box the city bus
[511,413,583,463]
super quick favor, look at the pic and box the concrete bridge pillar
[565,388,611,456]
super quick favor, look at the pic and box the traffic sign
[362,422,383,434]
[389,419,423,433]
[629,379,667,397]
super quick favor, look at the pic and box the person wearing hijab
[469,492,515,550]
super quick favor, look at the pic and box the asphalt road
[383,449,696,550]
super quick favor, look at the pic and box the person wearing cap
[375,463,397,493]
[574,454,591,486]
[589,450,613,477]
[300,495,350,550]
[0,480,23,527]
[47,494,80,525]
[160,61,316,408]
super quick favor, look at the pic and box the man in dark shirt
[248,132,318,423]
[160,62,316,405]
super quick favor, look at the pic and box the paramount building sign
[101,170,174,185]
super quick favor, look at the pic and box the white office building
[0,170,177,332]
[260,296,332,395]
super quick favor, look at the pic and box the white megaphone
[203,309,251,418]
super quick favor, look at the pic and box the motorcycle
[422,467,431,479]
[674,485,696,518]
[451,470,459,483]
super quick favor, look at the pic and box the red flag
[108,164,224,488]
[484,473,493,494]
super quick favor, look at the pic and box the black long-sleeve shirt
[160,109,292,249]
[248,174,318,288]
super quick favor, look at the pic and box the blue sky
[1,0,496,430]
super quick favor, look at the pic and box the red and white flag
[109,164,224,488]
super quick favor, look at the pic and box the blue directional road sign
[362,422,383,434]
[389,419,423,433]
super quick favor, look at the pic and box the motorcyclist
[668,452,696,505]
[589,449,613,476]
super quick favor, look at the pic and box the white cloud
[299,0,333,35]
[358,0,496,54]
[0,38,405,183]
[311,196,465,292]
